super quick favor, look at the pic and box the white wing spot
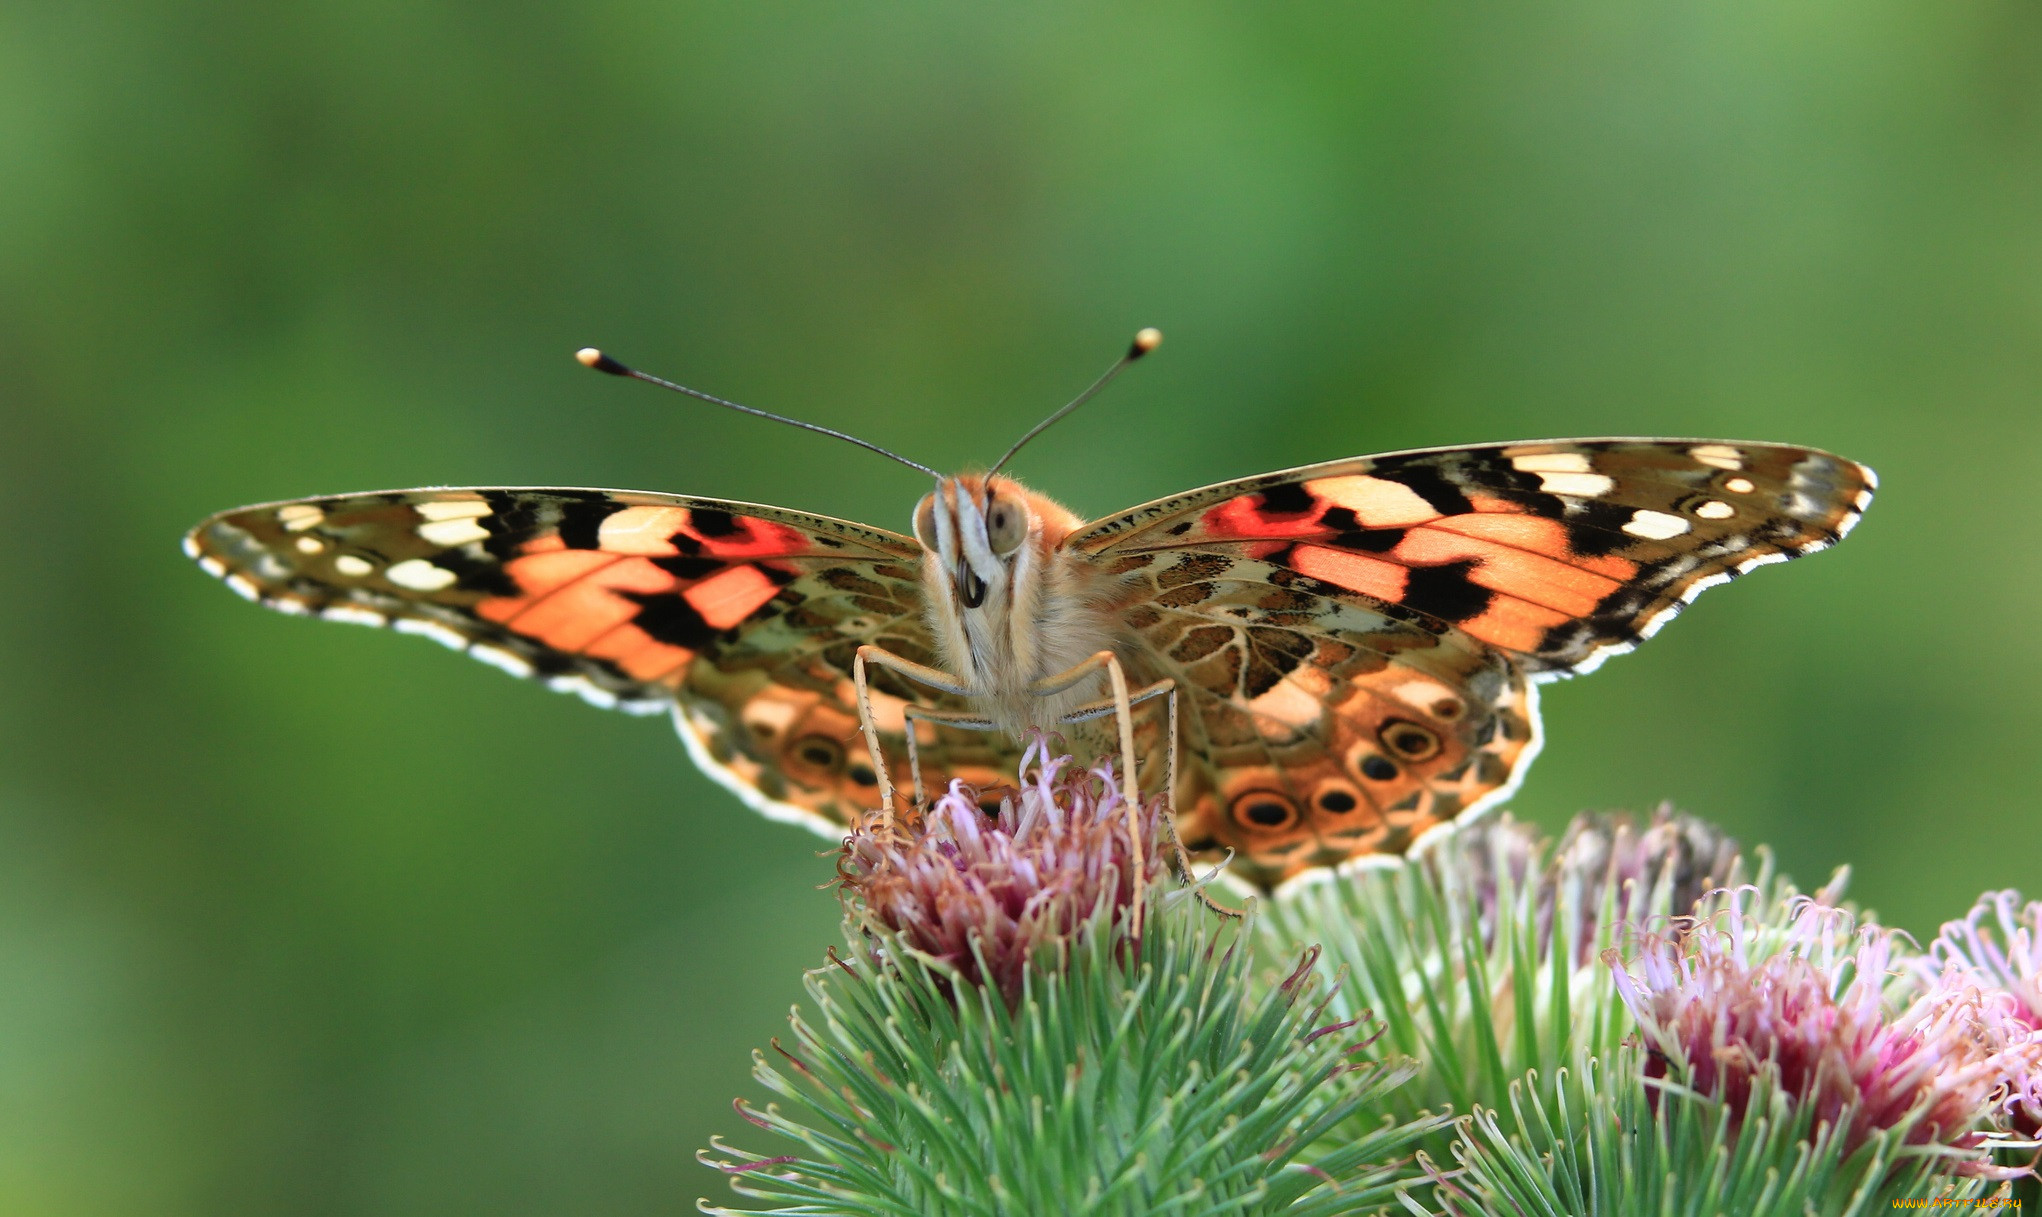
[294,535,325,554]
[1688,445,1744,471]
[386,559,459,591]
[1694,500,1736,520]
[225,574,262,601]
[1504,447,1615,494]
[416,517,491,547]
[470,644,535,678]
[198,556,227,578]
[414,500,492,522]
[1534,471,1615,497]
[1389,678,1460,717]
[1509,452,1593,474]
[1249,677,1323,729]
[333,554,376,578]
[321,605,388,627]
[394,616,470,650]
[740,696,802,741]
[277,504,325,531]
[1621,509,1691,540]
[547,674,619,710]
[1723,476,1756,494]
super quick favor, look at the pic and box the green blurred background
[2,2,2038,1211]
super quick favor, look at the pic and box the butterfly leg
[852,644,974,831]
[1059,678,1176,796]
[1028,650,1149,933]
[1145,690,1242,919]
[1063,682,1241,919]
[1147,684,1243,917]
[899,703,996,807]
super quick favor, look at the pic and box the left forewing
[184,487,922,712]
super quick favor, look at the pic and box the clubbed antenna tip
[988,327,1165,477]
[575,347,632,376]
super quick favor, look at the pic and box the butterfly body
[187,438,1873,891]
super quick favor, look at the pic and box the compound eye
[912,493,941,552]
[983,490,1029,555]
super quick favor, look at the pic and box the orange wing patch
[1453,598,1573,653]
[583,621,694,682]
[1290,546,1407,603]
[475,514,809,689]
[1390,528,1622,617]
[481,553,671,649]
[1427,509,1639,582]
[685,565,782,630]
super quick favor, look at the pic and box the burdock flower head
[836,736,1169,1005]
[1922,890,2042,1136]
[1437,806,1745,966]
[1609,895,2039,1175]
[1551,808,1742,941]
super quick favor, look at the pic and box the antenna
[576,348,942,479]
[986,328,1161,478]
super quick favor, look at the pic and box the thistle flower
[1923,890,2042,1136]
[1548,806,1743,961]
[835,737,1168,1005]
[707,744,1446,1215]
[1441,806,1745,965]
[1609,896,2038,1176]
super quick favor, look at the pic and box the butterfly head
[914,475,1039,609]
[911,474,1094,705]
[906,326,1160,626]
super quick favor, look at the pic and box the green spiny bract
[1258,809,1767,1147]
[706,758,2042,1214]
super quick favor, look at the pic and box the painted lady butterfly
[186,337,1874,890]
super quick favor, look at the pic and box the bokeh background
[3,2,2038,1212]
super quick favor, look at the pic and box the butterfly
[185,335,1874,891]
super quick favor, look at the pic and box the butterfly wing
[185,488,1010,832]
[1077,439,1874,888]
